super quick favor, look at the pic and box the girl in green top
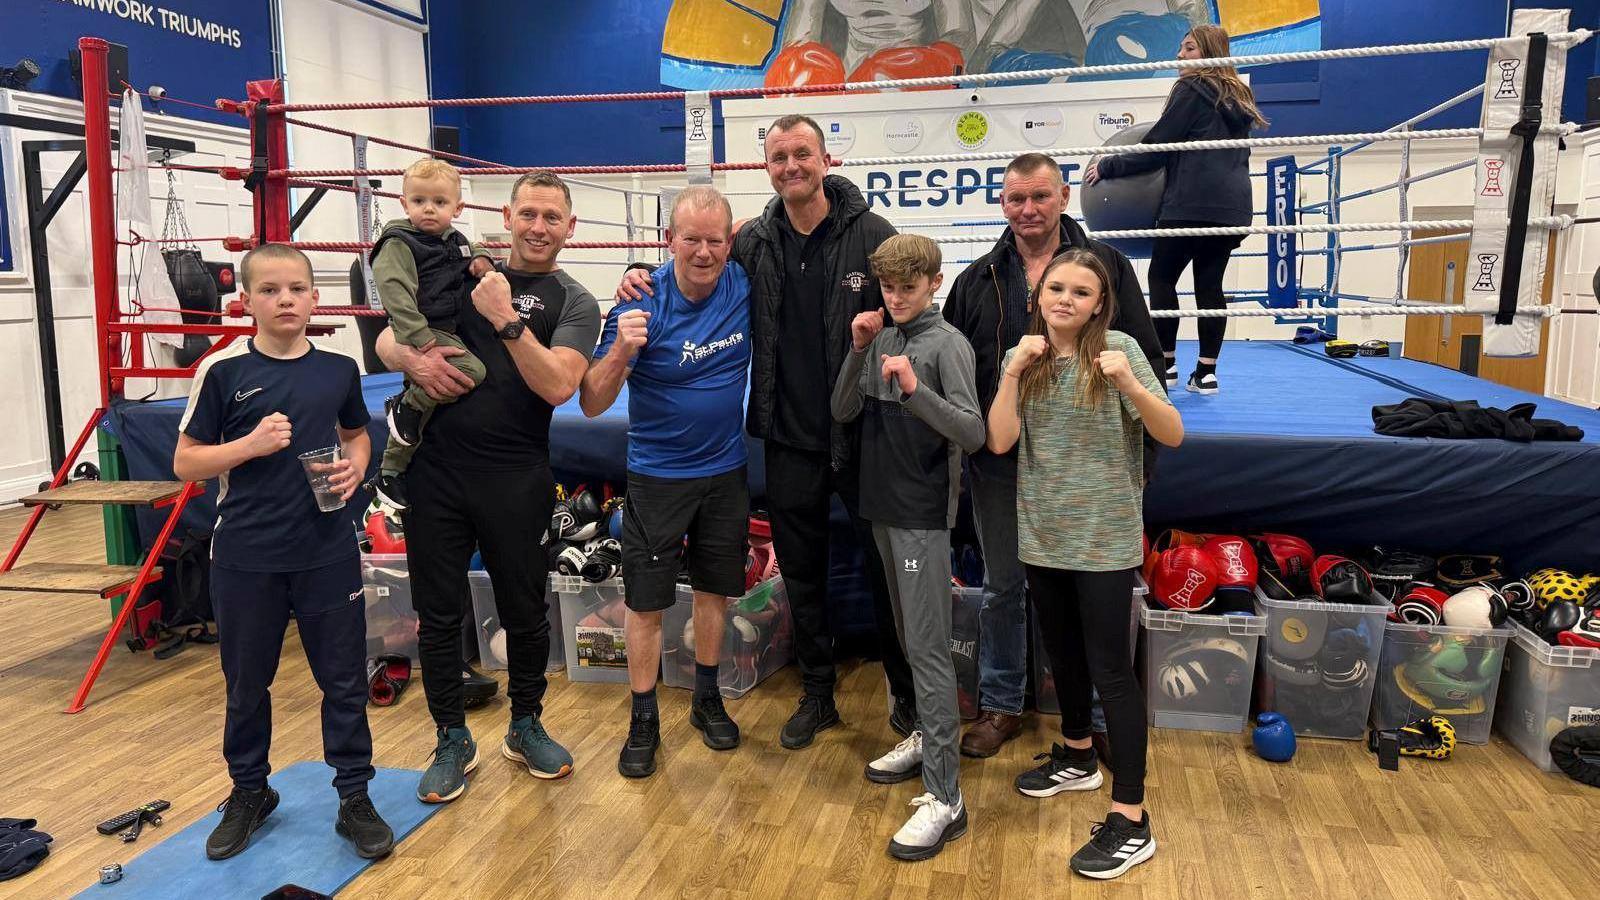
[987,248,1183,881]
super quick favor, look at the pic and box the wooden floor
[1,505,1596,899]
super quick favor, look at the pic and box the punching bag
[164,248,219,367]
[1081,122,1165,259]
[350,259,392,374]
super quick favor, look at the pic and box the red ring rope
[270,161,766,179]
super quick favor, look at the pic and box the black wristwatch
[496,319,526,341]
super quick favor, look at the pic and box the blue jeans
[969,452,1027,717]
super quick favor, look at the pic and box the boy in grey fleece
[831,234,985,862]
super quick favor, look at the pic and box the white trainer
[865,729,923,784]
[888,792,967,861]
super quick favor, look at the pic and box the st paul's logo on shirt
[679,331,746,366]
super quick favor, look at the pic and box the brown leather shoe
[960,711,1023,758]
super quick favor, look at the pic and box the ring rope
[1147,304,1558,319]
[260,31,1594,113]
[282,117,512,169]
[929,216,1570,244]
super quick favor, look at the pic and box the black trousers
[1147,224,1242,361]
[1026,564,1147,805]
[764,440,913,703]
[407,456,556,729]
[213,559,374,798]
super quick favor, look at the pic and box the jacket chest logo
[841,271,867,292]
[513,294,545,315]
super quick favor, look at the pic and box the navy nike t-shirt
[594,260,751,478]
[179,340,369,572]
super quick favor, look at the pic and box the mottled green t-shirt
[1004,331,1170,572]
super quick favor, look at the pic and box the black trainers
[690,693,741,750]
[780,694,841,750]
[367,472,409,511]
[889,695,917,738]
[385,394,423,447]
[618,712,661,778]
[1070,811,1156,879]
[334,792,394,859]
[1015,743,1105,798]
[1186,372,1219,395]
[205,786,279,860]
[1163,364,1178,389]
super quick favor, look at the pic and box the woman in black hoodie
[1085,24,1267,394]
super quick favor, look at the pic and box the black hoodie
[1096,77,1255,226]
[734,174,897,471]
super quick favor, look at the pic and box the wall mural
[661,1,1322,90]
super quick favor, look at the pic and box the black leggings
[1027,564,1146,805]
[1147,224,1242,362]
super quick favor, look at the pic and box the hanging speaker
[432,125,461,157]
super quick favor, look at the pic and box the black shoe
[1163,364,1178,389]
[385,394,423,447]
[1015,743,1104,798]
[1070,811,1156,879]
[462,664,498,709]
[889,696,917,738]
[690,693,741,751]
[618,712,661,778]
[1186,372,1219,395]
[205,786,279,861]
[780,694,841,750]
[335,792,394,859]
[367,472,409,511]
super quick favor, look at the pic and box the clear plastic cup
[297,446,346,512]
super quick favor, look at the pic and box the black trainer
[1015,743,1105,798]
[780,694,841,750]
[690,693,741,750]
[1186,372,1219,395]
[1163,364,1178,389]
[618,712,661,778]
[205,786,279,860]
[367,472,409,511]
[334,792,394,859]
[385,394,423,447]
[889,695,917,738]
[1070,811,1156,879]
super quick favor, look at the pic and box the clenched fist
[1007,334,1050,375]
[851,309,886,351]
[1095,349,1137,391]
[471,271,517,327]
[880,354,918,396]
[612,308,651,358]
[247,412,292,458]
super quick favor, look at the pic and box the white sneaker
[888,792,968,861]
[865,730,923,784]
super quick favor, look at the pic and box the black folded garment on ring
[1371,397,1584,442]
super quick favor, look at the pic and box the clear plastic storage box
[1369,621,1510,745]
[552,575,632,684]
[1494,622,1600,771]
[1253,589,1391,739]
[469,572,565,674]
[661,577,791,699]
[360,554,418,661]
[1141,605,1267,733]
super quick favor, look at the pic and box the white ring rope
[819,30,1594,93]
[925,216,1570,244]
[1147,304,1556,319]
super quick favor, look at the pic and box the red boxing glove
[1251,533,1315,579]
[1558,608,1600,648]
[1151,546,1219,611]
[1312,555,1377,604]
[1202,536,1258,590]
[1392,585,1448,625]
[764,41,847,92]
[848,43,966,91]
[365,511,405,554]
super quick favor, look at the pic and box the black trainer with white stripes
[1070,811,1156,879]
[1014,743,1105,798]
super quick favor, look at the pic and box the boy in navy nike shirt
[174,244,394,862]
[579,186,750,778]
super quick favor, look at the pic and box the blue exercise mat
[75,763,437,898]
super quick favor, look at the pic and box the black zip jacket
[942,215,1167,479]
[1095,77,1255,226]
[734,175,897,471]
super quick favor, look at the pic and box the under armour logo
[1481,158,1505,196]
[903,559,920,573]
[688,107,708,141]
[1495,59,1521,99]
[1472,254,1498,291]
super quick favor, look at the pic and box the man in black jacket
[618,115,916,751]
[942,152,1164,759]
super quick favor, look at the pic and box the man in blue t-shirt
[581,185,751,779]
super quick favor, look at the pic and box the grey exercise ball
[1082,121,1164,259]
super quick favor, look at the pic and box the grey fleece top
[831,305,985,530]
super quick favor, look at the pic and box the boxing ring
[57,16,1600,648]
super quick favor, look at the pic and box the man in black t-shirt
[377,172,601,803]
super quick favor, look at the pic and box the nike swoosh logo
[234,388,264,402]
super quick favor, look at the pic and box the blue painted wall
[430,1,1597,167]
[0,0,275,126]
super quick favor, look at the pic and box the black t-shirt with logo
[772,213,834,452]
[415,263,601,472]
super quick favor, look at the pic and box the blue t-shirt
[594,260,751,478]
[179,340,369,572]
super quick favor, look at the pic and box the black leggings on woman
[1146,223,1244,361]
[1027,564,1147,805]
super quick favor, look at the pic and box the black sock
[1061,742,1095,762]
[631,688,657,719]
[694,663,720,701]
[1195,361,1216,379]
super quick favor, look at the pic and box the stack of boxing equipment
[547,486,615,583]
[1199,536,1258,614]
[1311,555,1383,605]
[1516,567,1600,645]
[1251,533,1315,600]
[1368,547,1436,604]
